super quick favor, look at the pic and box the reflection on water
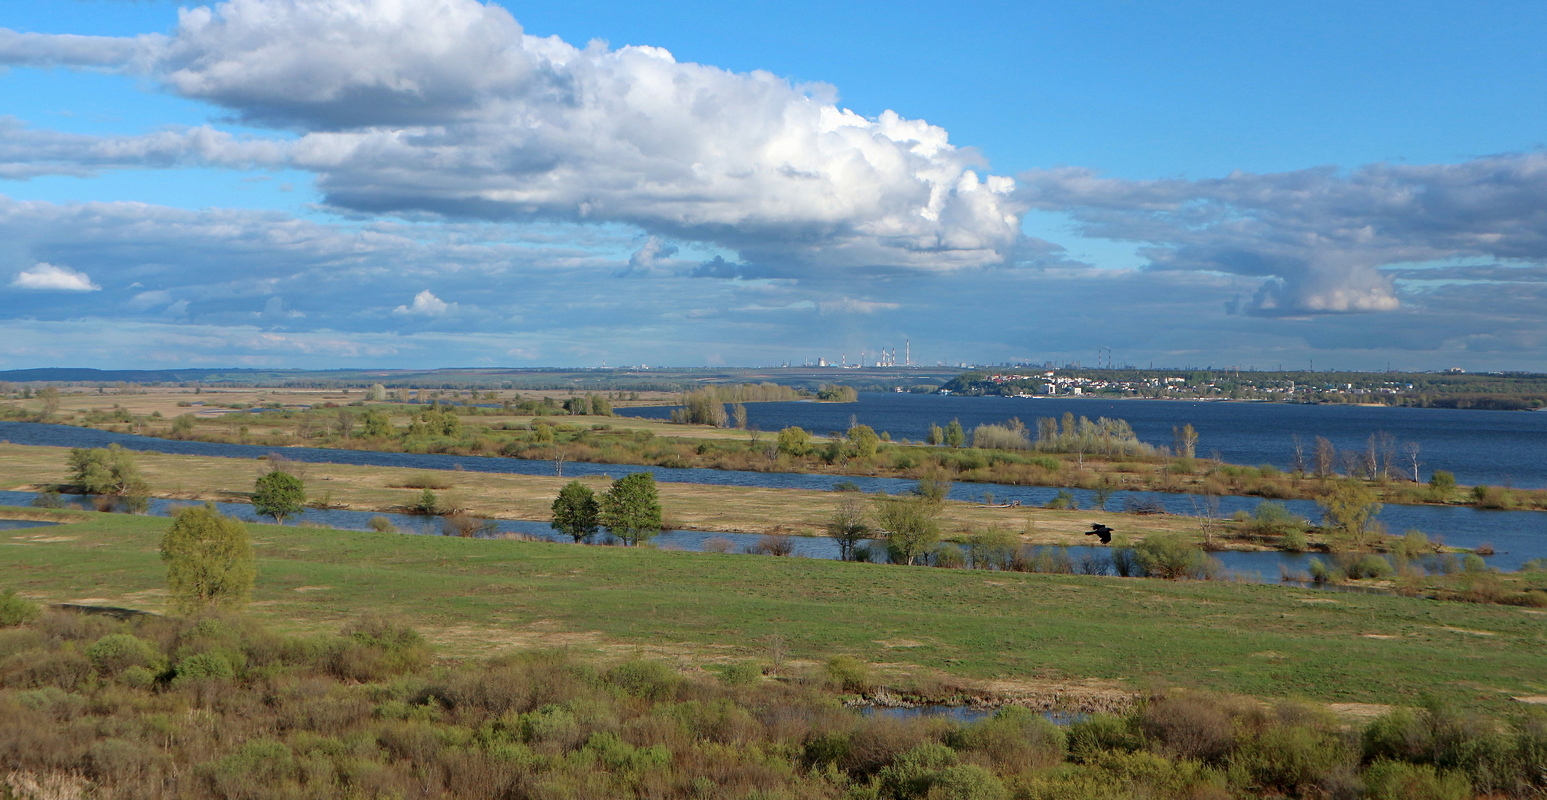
[0,519,60,531]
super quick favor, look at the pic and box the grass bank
[4,507,1546,712]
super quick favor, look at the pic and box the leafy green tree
[1317,479,1383,550]
[945,419,966,448]
[600,472,664,546]
[359,409,394,438]
[532,421,555,444]
[1428,470,1457,502]
[825,497,872,561]
[161,504,256,613]
[847,424,881,459]
[253,470,306,524]
[68,444,147,498]
[927,423,946,446]
[551,480,601,543]
[873,494,941,565]
[776,426,813,457]
[590,395,613,416]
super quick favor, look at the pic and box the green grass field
[4,506,1546,713]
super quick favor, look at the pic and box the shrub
[1363,760,1471,800]
[950,706,1067,770]
[85,633,161,675]
[368,515,397,533]
[716,661,762,687]
[1135,534,1209,580]
[174,651,237,684]
[1067,714,1143,761]
[824,655,870,693]
[746,533,796,556]
[0,590,41,626]
[608,659,680,700]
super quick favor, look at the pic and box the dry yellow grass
[0,442,1207,544]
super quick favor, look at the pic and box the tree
[601,472,663,545]
[68,444,146,497]
[161,504,256,614]
[1318,479,1383,550]
[367,383,388,402]
[38,386,61,419]
[253,470,306,523]
[776,426,813,457]
[359,409,393,438]
[1313,436,1337,478]
[927,423,945,446]
[551,480,600,543]
[1172,424,1198,459]
[872,494,941,565]
[1428,470,1457,502]
[825,497,871,561]
[944,419,966,448]
[847,424,880,459]
[731,402,748,430]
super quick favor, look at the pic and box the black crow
[1085,523,1113,544]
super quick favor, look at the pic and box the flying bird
[1085,523,1114,544]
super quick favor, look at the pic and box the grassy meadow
[4,506,1546,714]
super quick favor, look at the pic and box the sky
[2,0,1547,371]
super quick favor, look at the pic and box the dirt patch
[1361,634,1398,640]
[1436,626,1496,637]
[969,677,1138,715]
[1327,703,1393,720]
[876,639,927,648]
[1512,696,1547,705]
[1297,598,1339,604]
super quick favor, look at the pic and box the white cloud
[393,289,453,316]
[0,0,1024,274]
[10,262,101,292]
[818,297,900,314]
[1017,154,1547,315]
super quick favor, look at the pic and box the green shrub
[608,659,680,700]
[1067,714,1143,761]
[86,633,161,675]
[1363,760,1471,800]
[824,655,871,693]
[174,651,237,684]
[716,661,762,686]
[950,706,1067,770]
[0,589,41,626]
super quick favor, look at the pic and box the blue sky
[2,0,1546,370]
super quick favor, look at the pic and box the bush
[950,706,1067,770]
[1363,760,1471,800]
[824,655,870,693]
[608,659,680,700]
[1135,535,1209,580]
[85,633,161,675]
[0,590,41,626]
[716,661,762,686]
[368,515,397,533]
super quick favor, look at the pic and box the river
[1,418,1542,569]
[620,393,1547,489]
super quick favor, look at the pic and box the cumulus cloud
[0,0,1023,274]
[10,262,100,291]
[1017,153,1547,315]
[392,289,454,316]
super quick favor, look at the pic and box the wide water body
[622,394,1547,489]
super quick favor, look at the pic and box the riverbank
[5,508,1545,711]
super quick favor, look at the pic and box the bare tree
[1403,441,1422,483]
[1314,436,1337,478]
[1290,435,1307,475]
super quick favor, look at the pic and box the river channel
[1,419,1542,571]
